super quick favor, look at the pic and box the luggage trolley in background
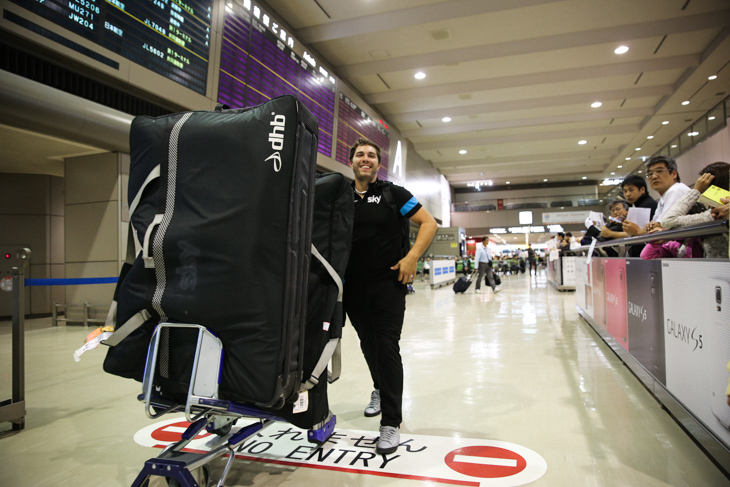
[131,324,337,487]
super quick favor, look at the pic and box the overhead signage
[135,417,548,486]
[542,211,591,224]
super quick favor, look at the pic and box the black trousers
[476,262,496,290]
[344,276,406,428]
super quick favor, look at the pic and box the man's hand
[711,197,729,221]
[391,254,418,284]
[646,221,663,232]
[622,220,644,236]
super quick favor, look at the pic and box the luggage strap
[303,243,344,390]
[102,309,152,347]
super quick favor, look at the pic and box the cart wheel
[211,422,232,436]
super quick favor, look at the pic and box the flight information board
[12,0,212,95]
[217,3,336,157]
[336,93,390,180]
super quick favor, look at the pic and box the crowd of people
[584,155,729,259]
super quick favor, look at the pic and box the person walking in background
[474,237,499,294]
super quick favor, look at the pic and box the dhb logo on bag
[266,112,286,172]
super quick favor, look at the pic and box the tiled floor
[1,269,728,486]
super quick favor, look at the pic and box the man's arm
[601,226,628,239]
[391,207,438,283]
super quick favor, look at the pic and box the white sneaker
[475,289,481,294]
[364,389,381,417]
[376,426,400,454]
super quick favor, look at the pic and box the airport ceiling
[267,0,730,190]
[1,0,729,189]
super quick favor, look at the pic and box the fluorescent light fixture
[682,100,690,106]
[442,117,451,122]
[414,71,426,79]
[459,149,467,154]
[578,140,587,145]
[591,102,602,108]
[614,45,629,54]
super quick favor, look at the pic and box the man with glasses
[622,156,689,236]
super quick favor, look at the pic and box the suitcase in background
[453,272,475,293]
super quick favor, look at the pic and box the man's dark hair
[609,199,630,212]
[565,232,573,238]
[700,161,730,191]
[557,232,565,238]
[621,175,647,192]
[481,236,488,244]
[349,137,382,163]
[646,155,680,183]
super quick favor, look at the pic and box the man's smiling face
[351,144,380,183]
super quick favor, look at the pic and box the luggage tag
[292,391,309,414]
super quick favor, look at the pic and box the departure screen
[217,3,336,157]
[13,0,212,94]
[336,93,390,180]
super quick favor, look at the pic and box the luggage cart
[131,323,336,487]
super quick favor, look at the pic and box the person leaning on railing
[655,162,730,259]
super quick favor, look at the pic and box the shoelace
[380,428,397,442]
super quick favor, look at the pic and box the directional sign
[135,417,547,486]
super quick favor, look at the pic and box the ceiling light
[506,181,510,184]
[635,148,641,151]
[543,179,548,182]
[591,102,602,108]
[617,165,623,168]
[662,121,669,125]
[671,144,678,148]
[709,116,716,121]
[688,131,699,137]
[414,71,426,80]
[459,149,467,154]
[638,170,643,174]
[614,45,629,54]
[442,117,451,123]
[647,135,654,139]
[625,157,631,160]
[682,100,690,106]
[611,172,615,175]
[709,75,718,80]
[582,176,587,180]
[578,140,587,145]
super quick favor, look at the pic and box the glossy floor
[1,270,729,486]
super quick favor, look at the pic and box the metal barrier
[52,302,110,327]
[1,267,118,433]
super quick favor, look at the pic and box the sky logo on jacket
[266,112,285,172]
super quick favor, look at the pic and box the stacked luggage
[101,96,353,486]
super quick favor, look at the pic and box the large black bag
[453,272,474,293]
[104,96,326,412]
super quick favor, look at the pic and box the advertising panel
[429,259,456,287]
[663,261,730,448]
[591,258,607,329]
[626,259,666,384]
[604,259,628,349]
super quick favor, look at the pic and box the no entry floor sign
[135,417,547,486]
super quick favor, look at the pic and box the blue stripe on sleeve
[400,196,418,216]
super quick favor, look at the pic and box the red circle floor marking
[149,420,211,443]
[444,445,527,479]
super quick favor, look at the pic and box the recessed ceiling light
[578,140,587,145]
[709,116,716,121]
[671,144,678,148]
[459,149,467,154]
[414,71,426,80]
[506,181,510,184]
[662,121,669,125]
[617,165,623,168]
[582,176,587,180]
[614,45,629,54]
[709,75,718,80]
[635,148,641,151]
[638,170,643,174]
[647,135,654,139]
[625,157,631,160]
[611,172,616,175]
[688,131,699,137]
[591,102,602,108]
[682,100,690,106]
[442,117,451,123]
[543,179,548,182]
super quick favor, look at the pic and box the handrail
[569,219,728,254]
